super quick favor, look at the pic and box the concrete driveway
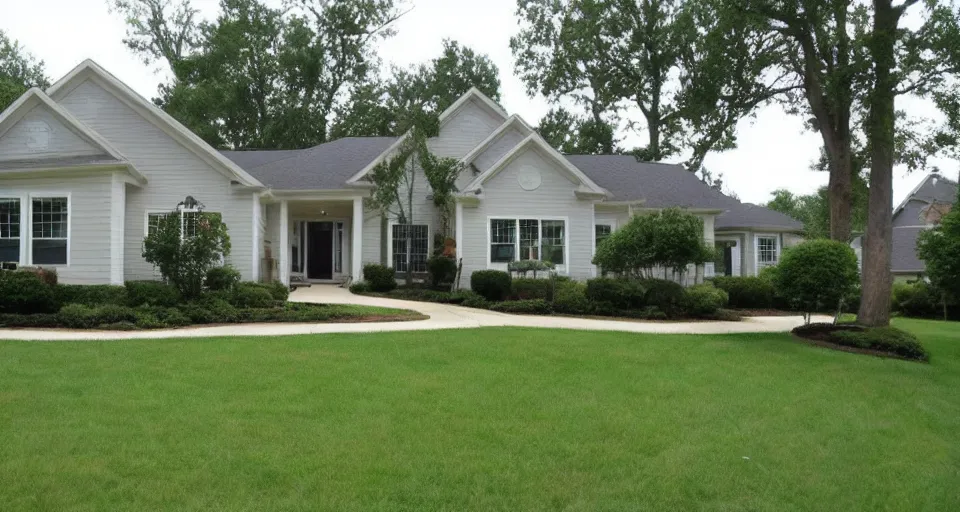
[0,284,825,341]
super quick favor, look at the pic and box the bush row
[793,323,928,361]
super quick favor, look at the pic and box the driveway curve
[0,285,827,340]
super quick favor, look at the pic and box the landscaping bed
[0,270,422,331]
[792,322,929,362]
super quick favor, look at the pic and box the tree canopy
[917,186,960,306]
[0,30,48,113]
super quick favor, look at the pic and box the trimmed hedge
[0,313,61,328]
[511,278,555,301]
[585,278,646,310]
[54,284,127,307]
[125,281,181,308]
[711,276,777,309]
[684,284,729,317]
[205,266,241,291]
[642,279,686,318]
[0,271,57,314]
[830,327,928,361]
[892,281,944,319]
[553,280,590,314]
[364,264,397,292]
[427,256,457,287]
[58,303,138,329]
[489,299,553,315]
[229,283,276,308]
[471,270,512,301]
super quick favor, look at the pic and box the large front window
[31,197,68,265]
[0,199,20,262]
[392,224,428,273]
[757,236,779,269]
[489,218,566,266]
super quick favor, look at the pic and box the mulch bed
[791,323,919,361]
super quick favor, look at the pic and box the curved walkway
[0,285,827,340]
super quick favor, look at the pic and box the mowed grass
[1,320,958,511]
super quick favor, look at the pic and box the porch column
[455,201,463,260]
[279,200,289,286]
[109,173,125,285]
[352,196,363,282]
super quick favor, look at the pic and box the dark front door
[723,246,734,277]
[307,222,333,280]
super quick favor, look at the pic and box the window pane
[0,239,19,262]
[31,197,68,240]
[542,220,565,264]
[32,239,66,265]
[147,213,169,237]
[519,219,539,260]
[182,211,200,238]
[392,224,429,273]
[490,219,516,263]
[0,199,20,239]
[595,224,611,248]
[757,237,778,267]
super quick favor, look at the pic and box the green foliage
[54,284,127,307]
[823,326,928,362]
[229,283,276,308]
[363,264,397,292]
[773,240,860,319]
[18,266,58,286]
[459,293,490,310]
[0,313,60,328]
[0,29,49,112]
[125,281,182,308]
[507,260,555,277]
[205,266,241,291]
[349,281,370,294]
[642,279,687,318]
[182,297,240,324]
[536,107,618,155]
[489,299,553,315]
[470,270,512,302]
[142,211,231,299]
[58,304,138,329]
[683,284,729,318]
[0,271,57,314]
[427,256,457,288]
[765,184,868,240]
[891,281,946,319]
[917,188,960,304]
[712,276,777,309]
[510,278,555,301]
[552,280,589,314]
[585,278,646,310]
[592,208,711,278]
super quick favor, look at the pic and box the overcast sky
[4,0,956,205]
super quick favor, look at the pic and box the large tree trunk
[858,0,898,327]
[826,140,854,242]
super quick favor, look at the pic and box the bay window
[31,197,68,265]
[391,224,429,273]
[489,218,566,266]
[0,199,20,263]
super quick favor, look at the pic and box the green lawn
[1,320,958,511]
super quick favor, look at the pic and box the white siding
[472,127,527,173]
[459,147,597,283]
[362,204,382,266]
[58,79,256,281]
[429,99,504,159]
[0,105,103,161]
[264,202,281,281]
[0,173,114,284]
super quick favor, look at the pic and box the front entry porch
[265,195,364,286]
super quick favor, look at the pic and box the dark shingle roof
[892,227,926,273]
[566,154,803,231]
[914,174,958,204]
[220,137,397,190]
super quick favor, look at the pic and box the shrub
[0,313,61,328]
[471,270,512,301]
[448,289,482,305]
[54,284,127,307]
[489,299,553,315]
[585,278,646,310]
[917,187,960,305]
[829,327,928,361]
[683,284,729,317]
[18,266,58,285]
[460,293,490,309]
[125,281,181,307]
[712,276,777,309]
[205,266,241,291]
[349,281,370,294]
[58,303,138,329]
[592,208,712,278]
[363,264,397,292]
[142,210,231,298]
[507,260,555,277]
[386,288,452,302]
[182,297,239,324]
[0,271,57,314]
[229,283,276,308]
[892,280,943,319]
[511,278,555,301]
[553,280,590,314]
[774,240,859,320]
[133,310,166,329]
[427,256,458,287]
[257,281,290,302]
[641,279,686,318]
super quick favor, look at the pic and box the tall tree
[536,107,620,154]
[331,39,501,138]
[765,180,868,240]
[511,0,794,167]
[112,0,404,148]
[0,30,48,112]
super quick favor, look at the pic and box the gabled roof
[894,173,958,218]
[458,114,535,168]
[463,134,608,197]
[715,202,805,232]
[46,59,263,188]
[439,87,508,127]
[0,88,146,184]
[221,137,398,190]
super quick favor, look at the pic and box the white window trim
[28,193,71,267]
[486,215,570,274]
[0,196,24,265]
[754,234,781,271]
[387,220,431,273]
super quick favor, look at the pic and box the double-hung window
[391,224,429,273]
[147,210,218,239]
[595,224,612,250]
[489,218,566,266]
[31,197,68,265]
[756,235,779,269]
[0,198,20,263]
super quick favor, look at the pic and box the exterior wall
[263,202,281,281]
[429,99,504,159]
[0,105,103,161]
[472,127,527,173]
[57,79,256,281]
[893,200,929,227]
[362,203,382,266]
[459,146,596,283]
[0,173,115,284]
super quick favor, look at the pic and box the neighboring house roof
[220,137,397,190]
[715,202,805,232]
[891,226,927,273]
[894,173,958,218]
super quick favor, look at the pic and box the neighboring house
[851,173,958,280]
[0,60,802,286]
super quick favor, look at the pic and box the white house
[0,60,802,286]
